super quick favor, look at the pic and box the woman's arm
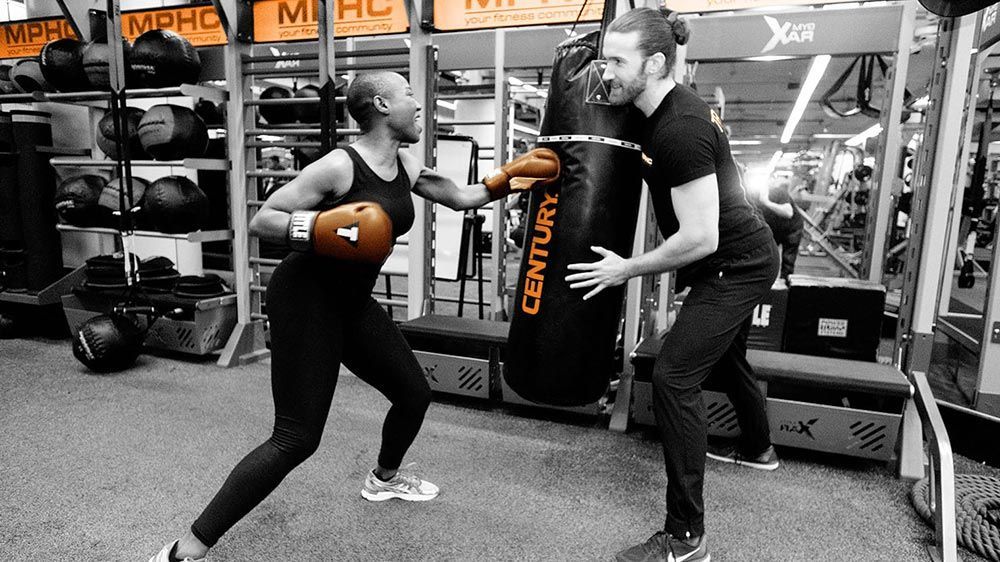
[249,149,354,244]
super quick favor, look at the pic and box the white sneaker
[149,540,206,562]
[361,465,439,502]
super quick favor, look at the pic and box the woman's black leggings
[191,253,432,547]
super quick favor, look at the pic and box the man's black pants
[651,241,779,538]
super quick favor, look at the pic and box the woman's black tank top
[318,146,414,241]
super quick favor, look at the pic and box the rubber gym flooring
[3,336,999,561]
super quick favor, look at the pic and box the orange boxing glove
[287,202,393,264]
[482,148,561,200]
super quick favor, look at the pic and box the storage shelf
[56,224,233,243]
[0,266,85,306]
[49,157,229,171]
[0,84,227,106]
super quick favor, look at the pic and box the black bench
[398,314,603,414]
[630,331,914,463]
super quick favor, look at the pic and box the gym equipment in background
[139,176,210,233]
[11,110,62,292]
[10,58,51,93]
[98,176,149,228]
[0,111,25,292]
[137,104,209,160]
[0,64,17,94]
[54,175,107,227]
[293,84,321,124]
[194,99,225,126]
[39,38,87,93]
[782,275,886,362]
[72,312,144,373]
[258,85,295,125]
[82,40,136,90]
[504,29,645,407]
[131,29,202,88]
[97,107,147,160]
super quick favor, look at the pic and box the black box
[782,275,885,362]
[747,283,788,351]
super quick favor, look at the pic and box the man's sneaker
[361,467,439,502]
[614,532,710,562]
[148,540,206,562]
[706,444,780,471]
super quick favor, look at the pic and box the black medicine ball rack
[0,0,235,350]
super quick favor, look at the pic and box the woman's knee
[269,424,323,463]
[407,379,433,412]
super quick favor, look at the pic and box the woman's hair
[607,7,690,77]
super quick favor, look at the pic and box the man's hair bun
[659,8,691,46]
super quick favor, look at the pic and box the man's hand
[565,246,632,300]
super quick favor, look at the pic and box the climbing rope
[911,474,1000,561]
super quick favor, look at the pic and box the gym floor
[3,336,999,561]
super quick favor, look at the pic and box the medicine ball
[259,85,295,125]
[140,176,209,233]
[54,175,106,227]
[0,64,17,94]
[194,99,224,127]
[137,104,208,160]
[97,107,147,160]
[293,84,321,124]
[82,40,136,89]
[10,58,51,93]
[97,176,149,227]
[131,29,201,88]
[72,313,144,373]
[39,38,87,92]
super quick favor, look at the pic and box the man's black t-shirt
[756,184,804,240]
[641,84,771,283]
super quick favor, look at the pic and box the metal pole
[216,0,269,367]
[861,1,916,282]
[407,0,435,319]
[896,15,977,375]
[939,39,989,318]
[491,28,508,320]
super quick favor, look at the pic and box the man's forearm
[623,232,715,279]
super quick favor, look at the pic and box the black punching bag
[504,30,644,406]
[0,111,26,291]
[11,111,62,292]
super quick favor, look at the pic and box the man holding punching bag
[565,9,779,562]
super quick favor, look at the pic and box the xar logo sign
[779,418,818,440]
[762,16,816,53]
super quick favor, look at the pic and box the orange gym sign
[252,0,410,42]
[431,0,605,31]
[0,5,225,61]
[121,5,226,47]
[0,18,76,60]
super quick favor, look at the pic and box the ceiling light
[780,55,831,144]
[744,55,797,62]
[845,124,883,147]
